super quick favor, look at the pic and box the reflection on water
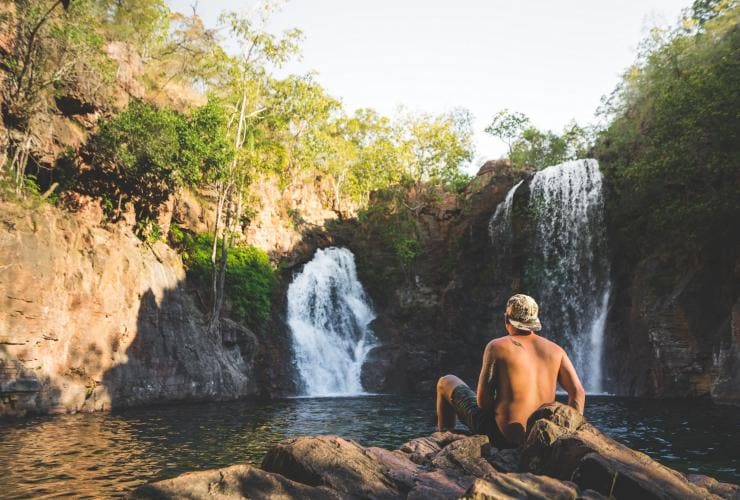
[0,395,737,498]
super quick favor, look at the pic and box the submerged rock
[131,402,738,499]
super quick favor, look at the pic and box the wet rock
[130,464,340,499]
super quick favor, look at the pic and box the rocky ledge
[131,403,738,499]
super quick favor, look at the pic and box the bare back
[477,333,579,445]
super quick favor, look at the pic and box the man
[436,294,586,448]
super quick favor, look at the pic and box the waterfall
[527,159,611,393]
[287,247,377,396]
[488,180,523,250]
[488,159,611,393]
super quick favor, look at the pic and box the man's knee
[437,374,460,393]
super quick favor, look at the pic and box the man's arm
[476,342,496,410]
[557,350,586,414]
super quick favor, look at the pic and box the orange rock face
[0,201,258,417]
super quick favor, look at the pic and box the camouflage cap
[505,294,542,332]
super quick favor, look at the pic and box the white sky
[167,0,689,170]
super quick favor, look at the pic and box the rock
[604,248,739,402]
[0,2,15,62]
[261,435,403,498]
[487,447,521,473]
[130,464,340,499]
[520,402,735,499]
[526,402,585,432]
[398,431,463,465]
[137,403,738,499]
[711,297,740,405]
[430,435,496,479]
[105,41,146,106]
[0,200,259,418]
[262,436,400,498]
[687,474,740,499]
[461,474,579,499]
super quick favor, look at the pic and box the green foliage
[2,0,114,196]
[510,127,571,168]
[484,110,531,156]
[597,1,740,262]
[485,110,594,169]
[95,0,169,53]
[3,0,112,124]
[357,187,422,271]
[400,108,475,190]
[393,237,422,268]
[180,232,277,327]
[82,98,232,228]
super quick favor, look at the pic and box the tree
[206,6,302,333]
[2,0,112,195]
[401,108,474,193]
[484,109,531,157]
[510,127,567,169]
[597,0,739,261]
[82,98,231,235]
[486,110,593,169]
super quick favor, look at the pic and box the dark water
[0,395,737,498]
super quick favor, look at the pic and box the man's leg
[436,374,465,431]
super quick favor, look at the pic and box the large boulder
[520,403,737,499]
[131,464,340,499]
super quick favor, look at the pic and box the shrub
[81,98,232,235]
[180,232,276,327]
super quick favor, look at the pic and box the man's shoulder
[534,334,566,355]
[486,336,515,355]
[487,337,508,349]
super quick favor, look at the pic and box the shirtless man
[436,294,586,448]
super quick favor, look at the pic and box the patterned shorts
[450,384,516,449]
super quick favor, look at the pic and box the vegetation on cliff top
[0,0,474,328]
[2,0,737,325]
[597,0,739,266]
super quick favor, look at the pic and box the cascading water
[286,247,376,396]
[488,180,522,250]
[489,159,611,393]
[527,159,611,393]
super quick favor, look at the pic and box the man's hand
[557,350,586,414]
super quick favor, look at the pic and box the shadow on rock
[101,285,258,409]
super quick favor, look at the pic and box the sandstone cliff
[0,200,258,417]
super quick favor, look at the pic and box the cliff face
[604,247,740,403]
[0,201,258,417]
[349,160,739,405]
[350,161,527,394]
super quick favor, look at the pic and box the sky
[167,0,689,170]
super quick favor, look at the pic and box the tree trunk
[210,181,226,323]
[210,186,232,334]
[208,82,249,334]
